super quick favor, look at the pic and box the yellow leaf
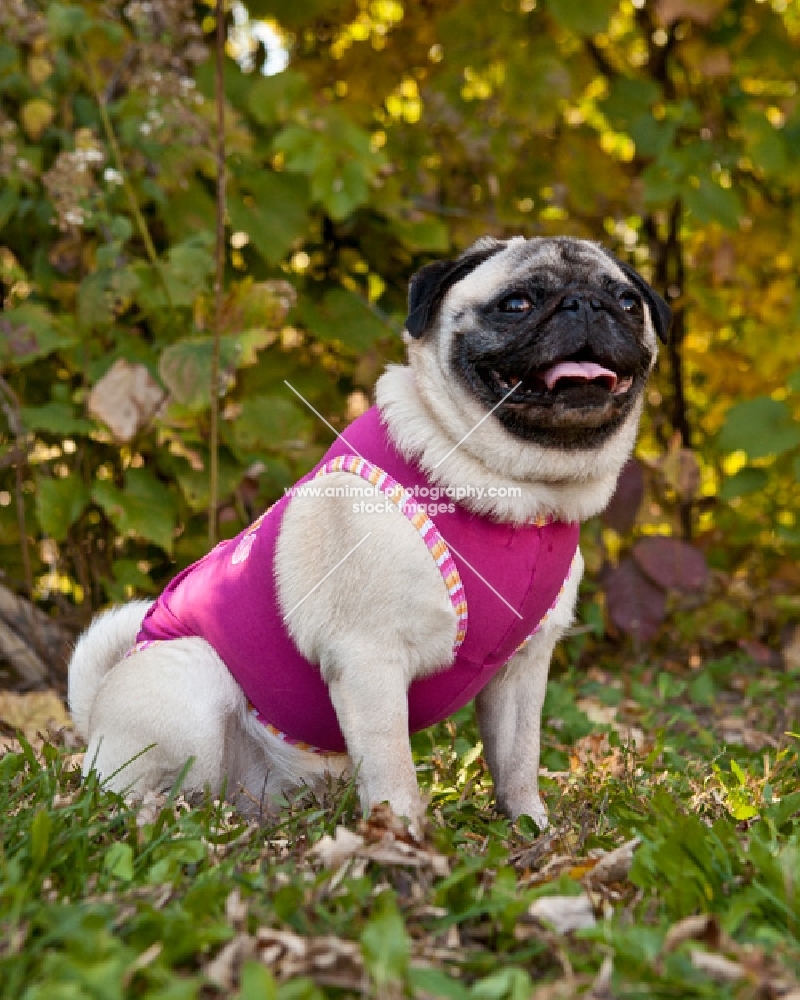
[21,99,55,140]
[28,56,54,85]
[0,690,71,740]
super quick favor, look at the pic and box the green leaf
[787,369,800,394]
[390,217,450,253]
[408,968,469,1000]
[719,397,800,459]
[47,3,92,39]
[247,70,311,126]
[601,77,662,131]
[471,968,533,1000]
[739,109,788,176]
[0,305,76,365]
[21,401,93,436]
[360,895,410,989]
[134,237,215,312]
[719,467,768,500]
[175,452,244,512]
[312,157,369,220]
[546,0,616,35]
[684,177,743,230]
[299,288,392,352]
[30,808,52,866]
[159,331,274,410]
[240,962,278,1000]
[273,112,385,219]
[35,476,90,540]
[0,186,18,228]
[104,842,134,881]
[228,172,310,265]
[229,396,314,456]
[78,268,140,330]
[109,558,154,599]
[92,468,178,552]
[628,114,677,159]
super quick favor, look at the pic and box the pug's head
[404,236,670,452]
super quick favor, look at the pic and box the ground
[1,641,800,1000]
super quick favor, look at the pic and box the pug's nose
[561,293,603,316]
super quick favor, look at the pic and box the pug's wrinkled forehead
[443,237,629,312]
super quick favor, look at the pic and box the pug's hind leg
[84,637,245,800]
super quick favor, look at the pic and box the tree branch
[209,0,227,546]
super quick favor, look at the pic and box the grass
[1,645,800,999]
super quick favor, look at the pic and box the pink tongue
[543,361,618,391]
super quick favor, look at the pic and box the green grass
[2,651,800,999]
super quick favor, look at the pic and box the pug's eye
[498,294,533,313]
[617,290,640,312]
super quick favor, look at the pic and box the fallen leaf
[0,690,71,741]
[528,893,596,933]
[570,732,628,778]
[690,951,745,983]
[584,838,641,887]
[204,934,255,991]
[664,914,721,952]
[309,826,365,868]
[310,823,449,876]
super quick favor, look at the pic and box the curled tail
[68,600,152,739]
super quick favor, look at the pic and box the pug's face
[405,237,670,451]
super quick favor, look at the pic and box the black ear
[609,255,672,344]
[405,241,506,339]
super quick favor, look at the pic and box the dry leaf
[690,951,745,983]
[528,893,596,933]
[310,823,449,876]
[204,934,255,990]
[309,826,365,868]
[225,888,249,928]
[570,732,627,778]
[664,914,721,952]
[255,927,365,988]
[87,359,166,442]
[585,838,641,887]
[0,690,71,741]
[783,625,800,671]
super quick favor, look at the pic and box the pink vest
[136,408,579,753]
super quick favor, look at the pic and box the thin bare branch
[0,375,32,597]
[209,0,227,546]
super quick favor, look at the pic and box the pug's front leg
[321,643,423,827]
[475,637,554,829]
[276,472,459,831]
[476,551,583,829]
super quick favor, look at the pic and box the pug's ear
[608,255,672,344]
[405,239,506,339]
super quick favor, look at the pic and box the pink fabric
[136,407,579,753]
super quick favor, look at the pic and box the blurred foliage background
[1,0,799,683]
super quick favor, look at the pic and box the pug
[69,236,669,832]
